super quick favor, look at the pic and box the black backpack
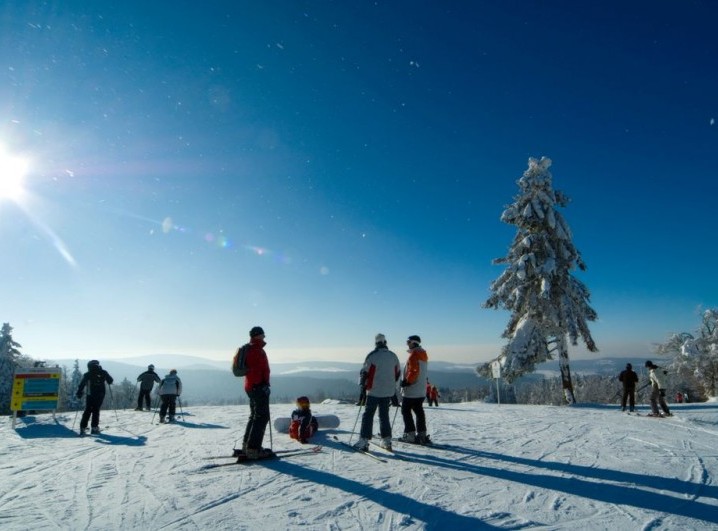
[232,344,250,377]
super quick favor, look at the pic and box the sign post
[491,360,502,405]
[11,367,62,428]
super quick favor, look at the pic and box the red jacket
[244,337,270,392]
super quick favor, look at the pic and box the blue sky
[1,1,716,365]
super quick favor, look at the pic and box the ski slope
[3,400,718,530]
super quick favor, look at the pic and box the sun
[0,145,29,201]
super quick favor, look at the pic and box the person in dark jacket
[135,364,161,411]
[158,369,182,423]
[618,363,639,412]
[76,360,114,436]
[240,326,272,459]
[289,396,319,443]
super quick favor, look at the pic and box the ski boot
[91,426,101,435]
[352,438,369,451]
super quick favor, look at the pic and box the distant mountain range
[41,355,667,406]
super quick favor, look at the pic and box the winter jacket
[244,337,271,392]
[362,346,400,398]
[401,346,429,399]
[648,367,666,390]
[77,366,113,398]
[137,369,161,391]
[618,369,638,390]
[159,374,182,396]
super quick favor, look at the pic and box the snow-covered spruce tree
[656,309,718,399]
[0,323,26,414]
[479,157,598,404]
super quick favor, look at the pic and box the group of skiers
[74,361,183,435]
[618,360,672,417]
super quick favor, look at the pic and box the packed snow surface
[3,401,717,530]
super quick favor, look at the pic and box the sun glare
[0,145,29,201]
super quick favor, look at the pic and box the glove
[400,379,409,388]
[76,392,83,399]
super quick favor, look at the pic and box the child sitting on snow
[289,396,319,443]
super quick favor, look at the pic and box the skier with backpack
[235,326,273,460]
[75,360,114,436]
[289,396,319,443]
[135,364,161,411]
[158,369,182,423]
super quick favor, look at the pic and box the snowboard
[273,414,340,432]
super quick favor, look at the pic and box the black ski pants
[400,396,427,434]
[244,386,270,450]
[159,394,177,419]
[80,393,105,429]
[137,389,152,409]
[621,387,636,411]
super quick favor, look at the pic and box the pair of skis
[200,445,323,469]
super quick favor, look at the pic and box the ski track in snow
[2,402,718,530]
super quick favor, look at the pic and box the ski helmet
[296,396,310,407]
[375,333,387,345]
[148,364,155,370]
[170,369,177,375]
[407,335,421,345]
[88,360,100,369]
[626,363,632,370]
[250,326,265,337]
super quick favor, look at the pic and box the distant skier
[289,396,319,443]
[158,369,182,423]
[76,360,114,436]
[618,363,639,412]
[352,333,401,452]
[428,385,440,407]
[399,335,430,444]
[645,360,671,417]
[135,364,161,411]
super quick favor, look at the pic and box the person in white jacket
[158,369,182,423]
[645,360,671,417]
[353,334,401,451]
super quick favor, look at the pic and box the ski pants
[244,386,270,450]
[401,396,427,434]
[359,395,391,440]
[650,386,671,415]
[80,393,105,429]
[159,394,177,419]
[137,389,152,409]
[621,387,636,411]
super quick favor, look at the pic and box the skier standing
[618,363,639,412]
[158,369,182,423]
[289,396,319,443]
[399,335,430,444]
[428,385,441,407]
[352,333,401,451]
[645,360,671,417]
[240,326,273,459]
[135,364,161,411]
[76,360,114,435]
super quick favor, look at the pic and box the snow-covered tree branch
[656,309,718,398]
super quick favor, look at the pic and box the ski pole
[108,384,119,422]
[72,402,80,431]
[391,401,400,431]
[177,397,184,420]
[151,394,161,424]
[349,402,364,444]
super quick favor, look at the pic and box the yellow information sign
[11,367,62,411]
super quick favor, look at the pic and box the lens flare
[0,144,29,202]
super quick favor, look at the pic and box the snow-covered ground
[3,400,717,530]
